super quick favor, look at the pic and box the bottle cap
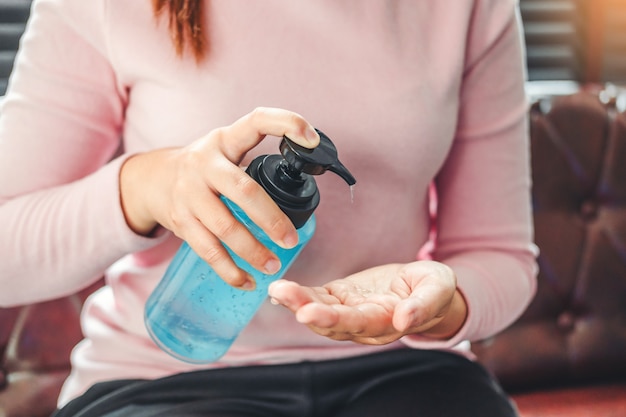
[246,129,355,228]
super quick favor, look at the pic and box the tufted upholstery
[1,86,626,416]
[473,85,626,414]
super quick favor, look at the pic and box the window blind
[0,0,32,96]
[520,0,585,81]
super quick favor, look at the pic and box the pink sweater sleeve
[405,0,538,348]
[0,0,163,306]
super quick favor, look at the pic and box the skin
[120,107,467,344]
[268,262,467,343]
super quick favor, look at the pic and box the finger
[268,280,338,311]
[214,162,299,249]
[192,191,283,278]
[392,262,456,332]
[181,215,256,290]
[267,280,313,311]
[295,302,341,328]
[392,283,451,332]
[296,302,390,337]
[216,107,320,162]
[299,304,400,345]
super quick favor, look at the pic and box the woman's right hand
[119,107,320,290]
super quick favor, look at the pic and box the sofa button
[580,200,598,222]
[557,311,576,331]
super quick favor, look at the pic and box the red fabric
[513,384,626,417]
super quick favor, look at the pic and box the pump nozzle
[280,129,356,186]
[246,128,355,228]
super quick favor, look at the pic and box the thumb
[391,262,456,332]
[218,107,320,162]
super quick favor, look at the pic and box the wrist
[119,153,159,236]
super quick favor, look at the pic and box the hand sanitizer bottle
[144,130,356,363]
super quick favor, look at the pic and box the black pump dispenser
[245,129,356,228]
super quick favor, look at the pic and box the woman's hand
[268,261,468,345]
[119,107,320,289]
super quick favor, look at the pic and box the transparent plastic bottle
[145,198,316,363]
[144,130,355,363]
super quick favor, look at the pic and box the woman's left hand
[268,261,467,345]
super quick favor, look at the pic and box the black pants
[52,349,518,417]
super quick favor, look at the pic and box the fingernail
[304,125,319,145]
[282,230,299,249]
[240,276,256,291]
[264,258,281,275]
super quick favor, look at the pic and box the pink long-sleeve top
[0,0,537,407]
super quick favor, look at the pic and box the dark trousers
[53,348,519,417]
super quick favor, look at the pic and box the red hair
[152,0,207,61]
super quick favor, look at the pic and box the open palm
[268,261,462,345]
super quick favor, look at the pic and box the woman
[0,0,537,415]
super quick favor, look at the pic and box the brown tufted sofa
[474,83,626,416]
[2,85,626,416]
